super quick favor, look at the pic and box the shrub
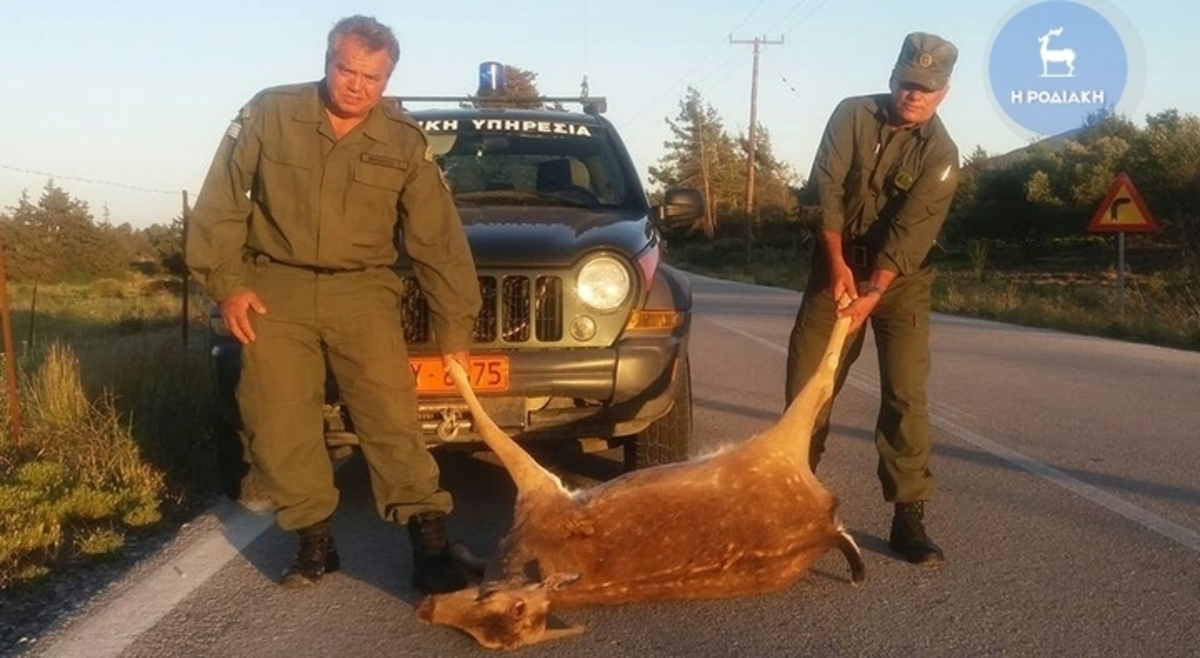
[1,341,167,589]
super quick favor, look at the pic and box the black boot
[407,511,468,594]
[282,519,341,588]
[888,501,946,566]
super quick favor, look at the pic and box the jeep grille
[401,275,564,345]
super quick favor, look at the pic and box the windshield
[418,117,641,210]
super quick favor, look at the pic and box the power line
[770,0,812,34]
[623,0,834,151]
[780,0,832,38]
[620,1,779,136]
[0,163,185,197]
[730,35,785,213]
[728,0,770,36]
[622,48,747,143]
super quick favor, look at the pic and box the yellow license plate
[411,356,509,394]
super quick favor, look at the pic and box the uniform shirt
[810,93,959,276]
[186,81,481,353]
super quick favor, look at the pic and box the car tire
[212,413,248,501]
[623,356,692,471]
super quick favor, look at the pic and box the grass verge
[1,277,215,591]
[668,242,1200,352]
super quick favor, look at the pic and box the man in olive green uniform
[186,15,481,593]
[786,32,959,566]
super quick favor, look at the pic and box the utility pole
[730,35,783,214]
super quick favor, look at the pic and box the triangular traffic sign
[1088,173,1158,233]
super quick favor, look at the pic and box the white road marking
[36,500,275,658]
[30,314,1198,655]
[931,415,1200,552]
[705,317,1200,553]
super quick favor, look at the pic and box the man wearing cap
[785,32,960,566]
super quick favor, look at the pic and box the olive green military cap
[892,32,958,91]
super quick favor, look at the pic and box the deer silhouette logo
[1038,27,1076,77]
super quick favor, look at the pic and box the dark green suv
[208,79,704,492]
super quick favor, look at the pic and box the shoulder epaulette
[382,100,430,141]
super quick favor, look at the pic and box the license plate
[411,356,509,394]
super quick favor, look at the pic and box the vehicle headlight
[576,255,630,311]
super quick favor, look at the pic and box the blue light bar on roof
[478,61,506,96]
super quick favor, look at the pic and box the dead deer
[417,305,865,650]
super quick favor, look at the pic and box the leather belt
[845,245,871,269]
[254,253,369,275]
[299,265,368,275]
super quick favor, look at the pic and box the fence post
[28,284,38,348]
[0,233,22,443]
[181,190,191,349]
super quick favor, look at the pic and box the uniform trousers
[237,259,451,530]
[785,265,936,503]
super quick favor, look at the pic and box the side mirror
[653,188,705,226]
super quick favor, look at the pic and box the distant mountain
[984,127,1086,170]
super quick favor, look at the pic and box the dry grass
[669,240,1200,352]
[1,276,214,589]
[934,268,1200,350]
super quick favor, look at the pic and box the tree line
[946,110,1200,271]
[2,75,1196,286]
[651,87,1199,281]
[0,182,183,283]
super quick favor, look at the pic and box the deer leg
[833,525,866,585]
[447,361,565,499]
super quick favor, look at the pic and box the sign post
[1087,173,1158,315]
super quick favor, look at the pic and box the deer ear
[541,572,581,591]
[528,624,586,645]
[508,599,528,621]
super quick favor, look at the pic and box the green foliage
[966,239,990,281]
[76,527,125,557]
[138,218,186,276]
[0,275,215,589]
[0,180,184,283]
[662,214,813,291]
[650,88,799,238]
[947,110,1200,274]
[471,64,544,109]
[932,269,1200,350]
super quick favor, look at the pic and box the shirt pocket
[258,140,316,220]
[887,146,926,198]
[348,156,407,245]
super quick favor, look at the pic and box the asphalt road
[27,273,1200,657]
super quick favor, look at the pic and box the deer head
[415,573,583,650]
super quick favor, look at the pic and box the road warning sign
[1087,173,1158,233]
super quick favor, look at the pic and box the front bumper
[209,330,688,448]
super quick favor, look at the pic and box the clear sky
[1,0,1195,229]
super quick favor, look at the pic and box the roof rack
[393,96,609,115]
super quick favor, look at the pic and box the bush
[0,342,170,588]
[0,272,214,591]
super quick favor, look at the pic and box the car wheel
[623,356,692,471]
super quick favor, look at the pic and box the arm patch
[225,104,253,141]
